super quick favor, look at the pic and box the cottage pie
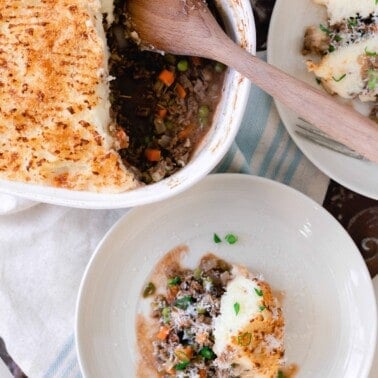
[0,0,225,192]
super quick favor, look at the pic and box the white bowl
[75,174,377,378]
[0,1,255,209]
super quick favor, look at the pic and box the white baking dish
[0,0,255,209]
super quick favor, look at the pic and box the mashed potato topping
[302,0,378,109]
[213,266,284,377]
[0,0,138,192]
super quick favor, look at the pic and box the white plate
[75,174,377,378]
[267,0,378,200]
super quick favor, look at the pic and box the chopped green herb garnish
[368,69,378,90]
[259,305,266,312]
[365,47,377,57]
[213,233,222,243]
[237,332,252,346]
[162,307,171,324]
[168,276,181,286]
[175,361,189,370]
[199,346,216,360]
[332,73,346,82]
[319,24,331,35]
[328,45,335,53]
[142,282,156,298]
[348,18,358,27]
[334,34,342,42]
[254,288,263,297]
[277,370,285,378]
[174,295,192,310]
[225,233,238,244]
[234,302,240,315]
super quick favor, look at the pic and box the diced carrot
[178,123,195,140]
[145,148,161,162]
[199,369,207,378]
[156,325,170,340]
[183,346,193,359]
[167,284,179,303]
[191,56,202,66]
[175,83,187,99]
[157,108,167,119]
[158,69,175,86]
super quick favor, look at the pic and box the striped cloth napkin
[0,52,330,378]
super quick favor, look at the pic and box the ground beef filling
[146,255,234,377]
[106,1,225,184]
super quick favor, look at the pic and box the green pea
[199,346,216,360]
[177,59,189,72]
[214,62,226,73]
[175,361,189,370]
[225,233,238,244]
[193,268,202,281]
[162,307,171,323]
[199,105,209,119]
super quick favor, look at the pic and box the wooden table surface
[0,1,377,376]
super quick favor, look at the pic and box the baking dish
[0,0,255,209]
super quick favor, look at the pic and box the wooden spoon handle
[216,39,378,163]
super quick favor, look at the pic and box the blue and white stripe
[43,335,81,378]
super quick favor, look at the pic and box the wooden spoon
[126,0,378,163]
